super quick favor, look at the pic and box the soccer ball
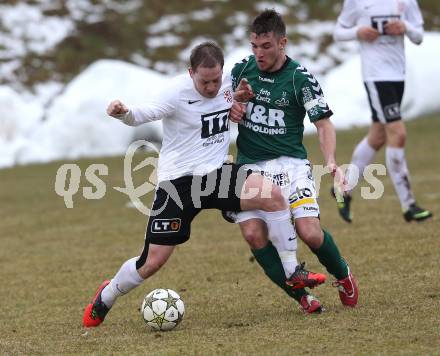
[141,288,185,331]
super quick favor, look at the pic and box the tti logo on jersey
[201,108,229,138]
[151,218,181,233]
[371,15,400,34]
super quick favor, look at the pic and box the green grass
[1,116,440,355]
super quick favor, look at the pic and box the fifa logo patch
[224,89,232,103]
[151,218,181,233]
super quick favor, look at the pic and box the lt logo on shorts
[151,218,181,233]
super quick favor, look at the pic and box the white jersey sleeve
[334,0,359,41]
[116,84,177,126]
[336,0,358,27]
[403,0,424,45]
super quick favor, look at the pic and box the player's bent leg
[239,173,286,212]
[137,244,175,279]
[367,122,386,150]
[333,125,384,223]
[294,217,323,250]
[83,256,145,328]
[385,120,406,148]
[239,219,311,305]
[295,218,358,306]
[384,122,432,221]
[83,245,175,328]
[239,217,269,250]
[296,219,348,280]
[240,216,298,277]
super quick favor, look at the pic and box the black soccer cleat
[330,187,352,223]
[286,262,326,289]
[221,210,237,223]
[403,203,433,222]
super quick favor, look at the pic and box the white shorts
[234,156,320,223]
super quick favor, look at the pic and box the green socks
[251,231,348,301]
[252,241,307,302]
[312,230,348,280]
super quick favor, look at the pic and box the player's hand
[357,26,380,42]
[229,101,247,123]
[107,100,128,117]
[328,162,348,195]
[233,78,254,103]
[384,20,406,36]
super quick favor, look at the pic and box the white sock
[264,210,298,277]
[101,256,144,308]
[385,146,416,210]
[346,137,377,194]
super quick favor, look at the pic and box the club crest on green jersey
[275,91,290,107]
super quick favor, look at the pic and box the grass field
[1,116,439,355]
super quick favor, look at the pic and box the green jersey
[231,55,333,164]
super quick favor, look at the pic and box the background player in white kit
[82,42,325,327]
[333,0,432,222]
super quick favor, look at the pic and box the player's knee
[386,123,406,147]
[369,135,385,150]
[378,134,386,148]
[396,131,406,146]
[297,226,323,249]
[241,222,268,249]
[242,230,268,249]
[137,256,166,279]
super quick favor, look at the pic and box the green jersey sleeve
[293,65,333,122]
[231,56,251,91]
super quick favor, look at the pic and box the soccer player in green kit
[227,9,359,312]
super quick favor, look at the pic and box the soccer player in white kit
[333,0,432,222]
[82,42,325,327]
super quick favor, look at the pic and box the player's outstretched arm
[107,98,174,126]
[106,99,139,127]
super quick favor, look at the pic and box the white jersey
[334,0,424,81]
[117,74,233,182]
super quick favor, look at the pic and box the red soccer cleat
[299,294,324,314]
[333,267,358,307]
[83,280,111,327]
[286,262,327,289]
